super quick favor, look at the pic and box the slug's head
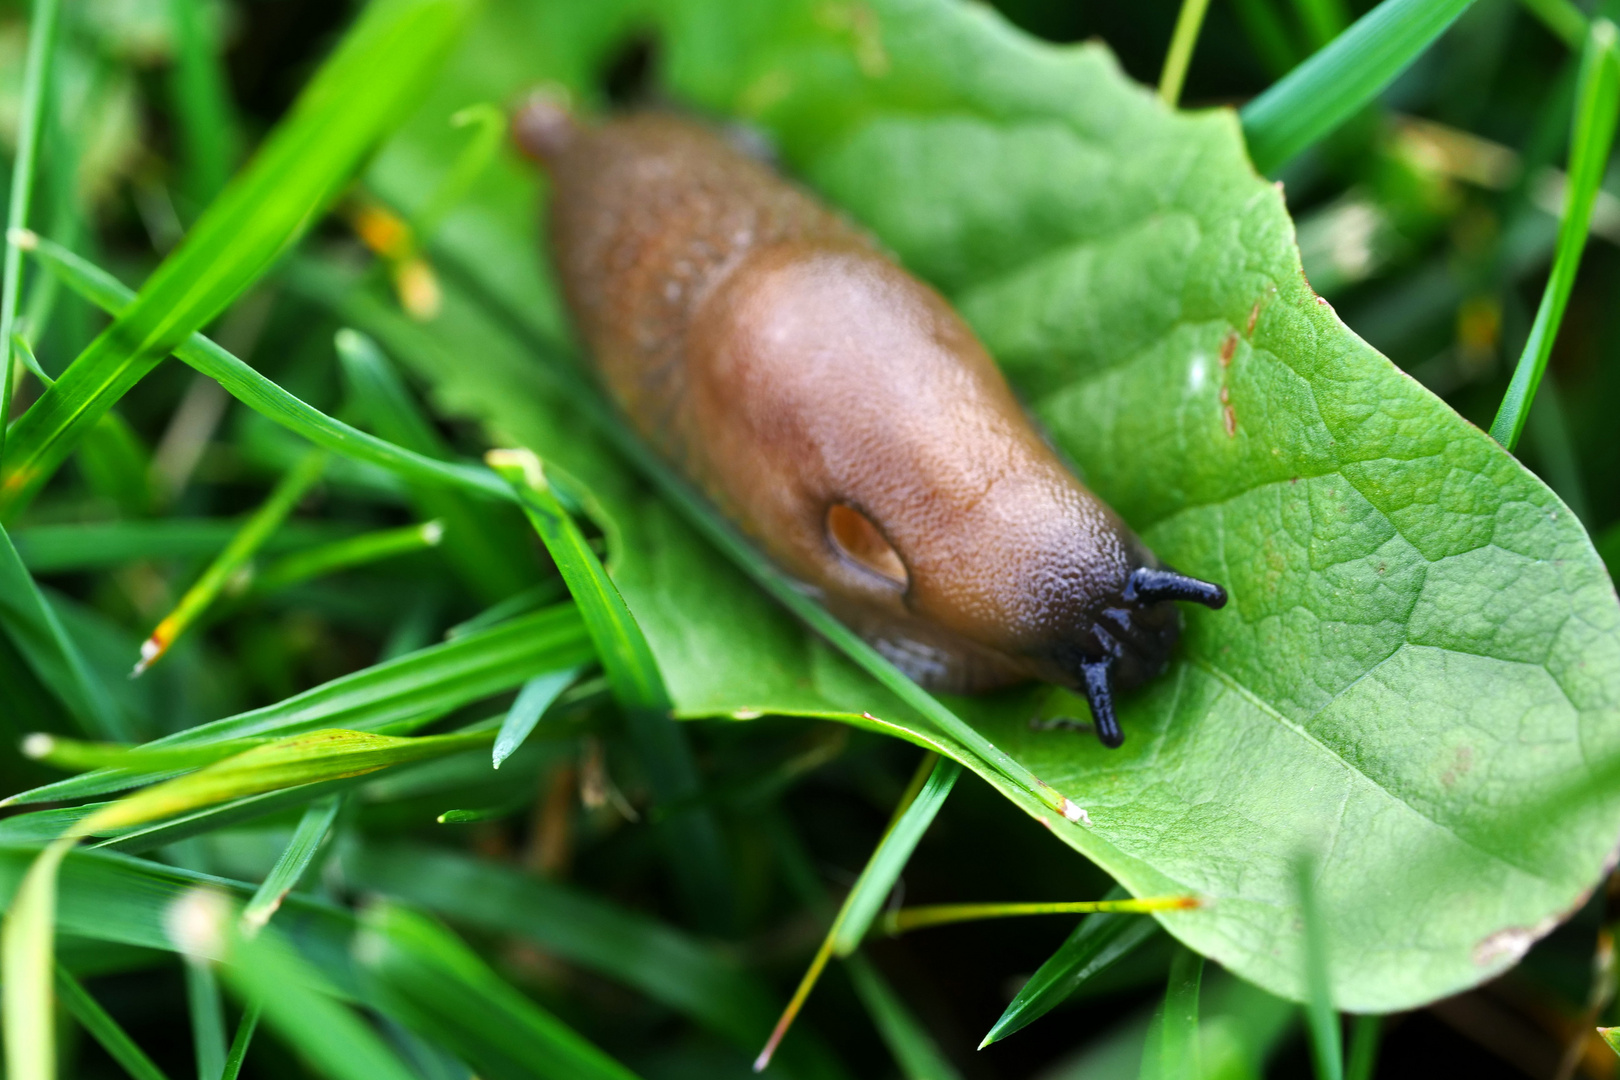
[512,89,579,165]
[1036,566,1227,749]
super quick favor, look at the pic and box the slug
[513,98,1226,748]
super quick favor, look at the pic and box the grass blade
[1140,946,1203,1080]
[21,234,512,503]
[185,959,229,1080]
[10,518,349,573]
[493,668,581,768]
[411,104,507,240]
[55,964,173,1080]
[1240,0,1478,173]
[340,842,847,1078]
[249,520,444,593]
[2,838,72,1080]
[832,756,960,956]
[1345,1014,1381,1080]
[134,448,328,675]
[486,450,668,711]
[844,954,962,1080]
[1489,19,1620,449]
[69,729,492,837]
[335,328,536,601]
[0,0,60,462]
[240,795,342,932]
[5,604,590,807]
[166,0,239,209]
[488,448,732,931]
[357,903,641,1080]
[221,1002,261,1080]
[0,522,128,740]
[0,0,470,515]
[980,886,1163,1047]
[757,755,959,1071]
[1159,0,1215,106]
[1519,0,1588,49]
[12,332,51,386]
[882,897,1200,935]
[1291,0,1350,47]
[1297,856,1343,1080]
[21,734,269,774]
[165,888,419,1080]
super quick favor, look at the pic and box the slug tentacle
[1124,567,1228,609]
[521,103,1229,749]
[1080,657,1123,749]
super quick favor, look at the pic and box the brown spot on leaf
[1246,300,1261,336]
[1219,331,1238,366]
[1223,402,1237,437]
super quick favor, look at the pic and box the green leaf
[135,448,328,675]
[843,954,962,1080]
[1489,20,1620,449]
[165,0,239,209]
[493,668,581,768]
[0,0,61,465]
[832,756,959,956]
[0,0,471,515]
[364,0,1620,1013]
[23,235,514,505]
[55,964,174,1080]
[185,959,228,1080]
[0,523,128,740]
[335,327,539,601]
[5,605,591,807]
[1239,0,1478,172]
[165,888,420,1080]
[1345,1014,1381,1080]
[1298,858,1343,1080]
[240,795,342,931]
[490,450,733,931]
[248,520,445,594]
[1139,946,1203,1080]
[10,519,350,573]
[220,1003,261,1080]
[340,842,849,1080]
[356,903,642,1080]
[981,886,1163,1047]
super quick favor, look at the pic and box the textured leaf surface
[359,0,1620,1009]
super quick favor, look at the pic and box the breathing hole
[826,503,908,589]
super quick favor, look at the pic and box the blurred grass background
[1,0,1618,1077]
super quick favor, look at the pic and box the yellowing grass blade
[2,838,74,1080]
[134,449,328,675]
[70,728,491,836]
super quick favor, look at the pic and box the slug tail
[1125,567,1227,610]
[1080,657,1123,749]
[513,89,578,164]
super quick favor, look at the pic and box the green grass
[2,0,1619,1077]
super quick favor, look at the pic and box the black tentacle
[1080,656,1123,749]
[1125,567,1228,609]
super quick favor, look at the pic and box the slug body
[515,101,1225,747]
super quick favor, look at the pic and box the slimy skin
[514,100,1226,747]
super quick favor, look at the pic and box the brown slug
[513,98,1226,748]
